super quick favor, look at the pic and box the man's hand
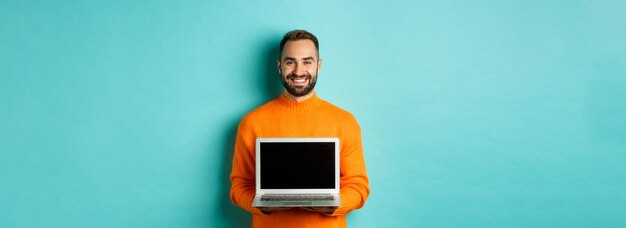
[302,206,337,215]
[258,207,291,215]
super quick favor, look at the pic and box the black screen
[260,142,335,189]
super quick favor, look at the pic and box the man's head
[277,30,322,99]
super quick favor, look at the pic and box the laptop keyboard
[260,194,334,201]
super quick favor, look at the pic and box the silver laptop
[252,138,341,207]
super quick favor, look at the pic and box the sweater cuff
[246,197,265,216]
[328,206,348,216]
[250,207,265,216]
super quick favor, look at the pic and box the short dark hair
[279,29,319,59]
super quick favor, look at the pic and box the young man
[230,30,370,228]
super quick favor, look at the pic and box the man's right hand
[258,207,292,215]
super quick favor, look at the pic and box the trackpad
[283,202,311,206]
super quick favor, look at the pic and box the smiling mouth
[289,77,309,86]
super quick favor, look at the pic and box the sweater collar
[276,92,323,112]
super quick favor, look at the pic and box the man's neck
[284,90,315,102]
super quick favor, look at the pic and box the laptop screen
[260,142,335,189]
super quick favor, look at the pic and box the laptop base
[252,195,341,207]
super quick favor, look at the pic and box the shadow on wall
[261,41,284,100]
[217,37,282,227]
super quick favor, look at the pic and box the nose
[294,63,306,76]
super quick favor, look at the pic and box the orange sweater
[230,92,370,228]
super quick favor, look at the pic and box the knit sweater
[230,92,370,228]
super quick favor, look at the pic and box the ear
[317,58,322,72]
[276,59,282,74]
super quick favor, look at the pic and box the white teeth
[294,79,306,83]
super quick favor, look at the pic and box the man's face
[278,40,322,97]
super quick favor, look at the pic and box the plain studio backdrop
[1,1,625,227]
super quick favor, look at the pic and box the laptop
[252,137,341,207]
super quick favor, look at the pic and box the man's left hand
[301,206,337,215]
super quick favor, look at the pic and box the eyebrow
[282,56,317,62]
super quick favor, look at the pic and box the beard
[280,71,318,97]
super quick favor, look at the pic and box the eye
[304,61,312,65]
[284,61,293,65]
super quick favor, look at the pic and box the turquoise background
[2,0,625,227]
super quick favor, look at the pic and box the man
[230,30,370,228]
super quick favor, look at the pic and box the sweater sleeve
[229,120,264,216]
[329,114,370,216]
